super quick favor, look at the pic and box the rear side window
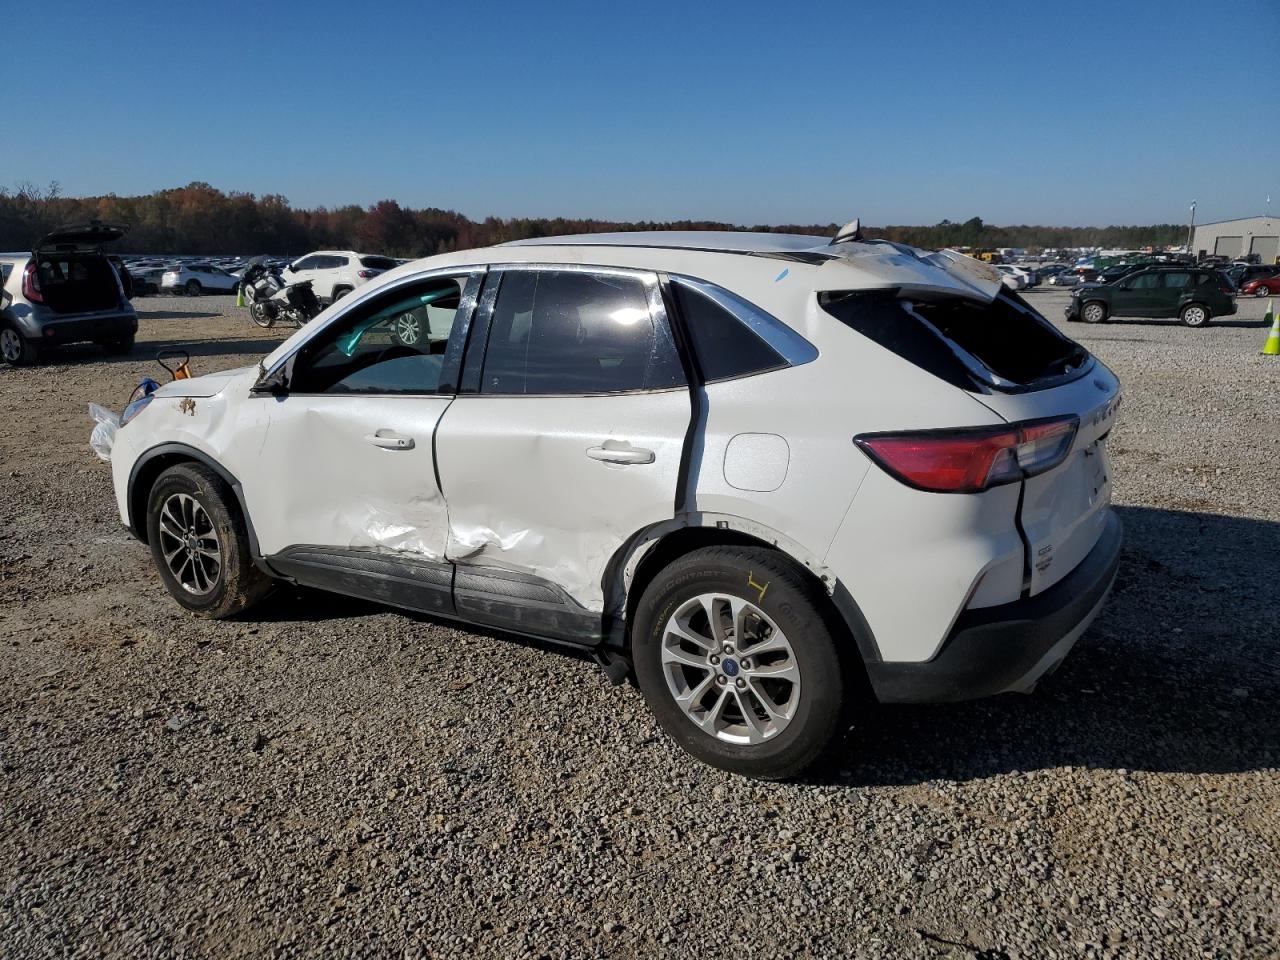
[1128,272,1161,290]
[481,270,684,395]
[360,256,396,270]
[1160,272,1192,288]
[670,280,786,382]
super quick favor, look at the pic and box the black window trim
[460,262,688,399]
[662,273,815,385]
[257,266,486,398]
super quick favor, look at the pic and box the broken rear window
[820,288,1089,392]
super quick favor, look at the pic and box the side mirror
[251,365,289,396]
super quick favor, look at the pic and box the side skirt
[264,546,604,648]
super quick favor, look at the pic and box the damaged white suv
[107,228,1122,779]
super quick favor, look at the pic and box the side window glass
[1130,273,1161,290]
[671,280,787,382]
[287,276,467,395]
[292,257,315,272]
[1161,272,1192,289]
[480,270,683,395]
[332,256,349,268]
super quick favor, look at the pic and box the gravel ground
[1,290,1278,958]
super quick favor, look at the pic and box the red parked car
[1241,275,1280,298]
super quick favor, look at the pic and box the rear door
[434,265,690,636]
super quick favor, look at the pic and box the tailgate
[974,361,1121,595]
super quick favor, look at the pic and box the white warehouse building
[1191,216,1279,263]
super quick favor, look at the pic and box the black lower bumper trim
[867,510,1122,703]
[37,311,137,345]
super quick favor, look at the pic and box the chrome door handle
[365,430,415,450]
[586,444,654,465]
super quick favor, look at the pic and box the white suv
[105,230,1122,778]
[281,251,396,304]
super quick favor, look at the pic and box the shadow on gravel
[51,337,287,365]
[134,310,221,320]
[823,505,1280,786]
[1089,317,1267,329]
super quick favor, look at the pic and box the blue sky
[13,0,1278,226]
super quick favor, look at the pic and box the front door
[1109,270,1163,317]
[434,265,691,639]
[233,271,482,611]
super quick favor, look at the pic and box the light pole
[1186,200,1197,260]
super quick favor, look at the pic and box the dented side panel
[227,394,454,558]
[434,392,690,612]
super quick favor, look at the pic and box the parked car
[996,265,1026,289]
[281,251,397,304]
[161,263,241,296]
[107,230,1122,779]
[1093,264,1147,285]
[131,267,166,295]
[0,222,138,366]
[1225,264,1279,290]
[1241,275,1280,298]
[1066,267,1236,327]
[1038,263,1069,279]
[1047,270,1082,287]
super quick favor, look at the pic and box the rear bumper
[866,509,1122,703]
[27,309,137,345]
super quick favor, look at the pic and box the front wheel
[146,463,273,619]
[1255,286,1271,298]
[1180,303,1210,327]
[185,279,202,296]
[632,546,846,780]
[1081,301,1108,324]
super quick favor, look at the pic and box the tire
[0,323,38,366]
[98,335,135,355]
[1180,303,1210,327]
[185,279,202,296]
[1080,301,1108,324]
[632,546,846,780]
[145,463,273,619]
[1255,286,1271,298]
[331,286,351,302]
[249,301,275,329]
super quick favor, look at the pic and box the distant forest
[0,182,1187,256]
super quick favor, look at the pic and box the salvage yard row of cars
[126,250,401,300]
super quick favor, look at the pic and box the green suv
[1065,267,1236,327]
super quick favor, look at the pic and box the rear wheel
[185,279,202,296]
[331,286,351,302]
[632,546,846,779]
[249,301,275,328]
[1255,286,1271,298]
[392,312,422,347]
[1180,303,1210,327]
[0,324,38,366]
[145,463,273,619]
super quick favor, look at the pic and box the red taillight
[855,416,1080,493]
[22,261,43,303]
[357,269,377,279]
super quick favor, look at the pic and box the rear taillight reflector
[357,269,378,279]
[855,416,1079,493]
[22,261,43,303]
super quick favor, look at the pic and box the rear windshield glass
[820,288,1089,392]
[360,256,396,270]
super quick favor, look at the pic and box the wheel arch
[612,516,882,676]
[127,443,262,561]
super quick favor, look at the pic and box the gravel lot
[2,289,1278,958]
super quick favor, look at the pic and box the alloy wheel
[0,329,21,362]
[394,314,421,346]
[157,493,221,595]
[661,592,801,745]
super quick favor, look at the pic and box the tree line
[0,183,1186,257]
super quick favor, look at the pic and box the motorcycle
[239,257,322,328]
